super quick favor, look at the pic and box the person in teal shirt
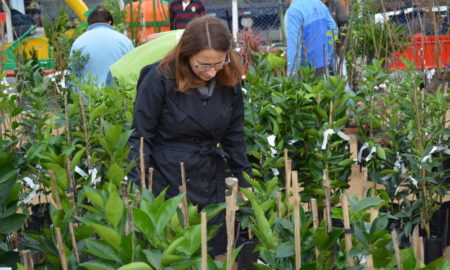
[70,6,134,87]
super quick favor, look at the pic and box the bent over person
[128,15,252,256]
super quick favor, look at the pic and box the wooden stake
[323,169,332,232]
[69,223,79,263]
[361,167,368,199]
[419,236,424,265]
[311,198,320,259]
[20,250,34,270]
[55,227,68,270]
[291,171,301,270]
[78,91,93,170]
[341,195,354,266]
[179,162,189,228]
[63,94,71,145]
[284,149,290,195]
[391,229,403,270]
[201,212,207,270]
[366,254,374,270]
[277,191,282,218]
[225,177,238,270]
[148,167,154,193]
[412,225,420,268]
[139,137,146,190]
[122,182,133,234]
[370,208,378,224]
[65,156,76,208]
[49,171,61,209]
[294,198,301,270]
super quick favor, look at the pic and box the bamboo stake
[65,156,75,208]
[412,225,420,268]
[201,212,207,270]
[225,177,239,270]
[366,254,374,270]
[341,195,354,266]
[49,171,61,209]
[284,149,290,195]
[311,198,320,259]
[361,167,368,199]
[55,227,68,270]
[370,208,378,224]
[391,229,403,270]
[148,167,154,193]
[292,171,301,270]
[277,191,282,218]
[69,223,79,263]
[285,159,292,206]
[122,182,133,234]
[78,91,93,170]
[50,170,79,262]
[20,250,34,270]
[139,137,146,190]
[63,94,71,145]
[179,162,189,228]
[323,169,332,232]
[419,236,424,265]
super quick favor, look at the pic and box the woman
[128,15,252,256]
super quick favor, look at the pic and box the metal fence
[204,0,286,44]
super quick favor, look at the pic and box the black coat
[128,63,252,208]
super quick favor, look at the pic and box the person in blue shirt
[70,6,134,87]
[284,0,337,76]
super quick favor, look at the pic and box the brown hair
[159,15,243,92]
[88,6,114,26]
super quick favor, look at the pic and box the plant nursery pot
[430,201,450,247]
[25,203,51,232]
[236,232,260,270]
[424,237,444,264]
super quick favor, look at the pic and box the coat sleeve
[221,84,252,188]
[127,65,165,185]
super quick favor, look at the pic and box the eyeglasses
[192,53,230,72]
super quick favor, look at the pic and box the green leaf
[0,214,27,234]
[90,104,107,124]
[118,262,153,270]
[85,239,121,262]
[370,214,388,234]
[79,260,117,270]
[83,187,104,209]
[108,162,125,186]
[376,146,386,160]
[352,197,384,212]
[133,208,155,244]
[105,187,124,228]
[156,194,184,235]
[143,250,162,269]
[174,225,201,256]
[0,169,18,184]
[275,242,294,258]
[338,158,354,167]
[71,148,86,170]
[90,223,122,251]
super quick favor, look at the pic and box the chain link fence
[204,0,286,44]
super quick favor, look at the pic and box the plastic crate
[389,34,450,70]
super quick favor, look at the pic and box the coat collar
[165,79,232,139]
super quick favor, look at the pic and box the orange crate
[389,34,450,70]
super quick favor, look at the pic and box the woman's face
[189,49,228,81]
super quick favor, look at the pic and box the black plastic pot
[236,231,260,270]
[430,201,450,247]
[424,237,444,264]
